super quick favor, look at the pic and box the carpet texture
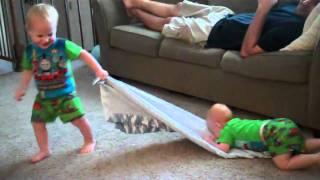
[0,61,319,179]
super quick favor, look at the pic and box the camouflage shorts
[262,118,305,156]
[31,94,85,123]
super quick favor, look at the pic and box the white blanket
[100,77,270,159]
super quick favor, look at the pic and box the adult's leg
[31,122,50,163]
[272,153,320,170]
[305,138,320,153]
[131,9,171,31]
[71,117,96,154]
[123,0,182,17]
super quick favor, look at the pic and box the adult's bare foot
[173,2,183,16]
[125,8,133,17]
[30,151,50,164]
[79,141,96,154]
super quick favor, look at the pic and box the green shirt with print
[217,118,268,151]
[22,38,82,99]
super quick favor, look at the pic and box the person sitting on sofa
[123,0,320,57]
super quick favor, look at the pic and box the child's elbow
[221,147,230,153]
[215,143,230,153]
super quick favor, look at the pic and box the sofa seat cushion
[221,51,312,83]
[159,38,225,68]
[110,24,162,57]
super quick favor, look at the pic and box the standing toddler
[15,3,108,163]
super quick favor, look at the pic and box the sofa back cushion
[208,0,257,13]
[111,24,163,57]
[156,0,209,4]
[155,0,182,4]
[208,0,299,13]
[159,38,225,68]
[281,3,320,51]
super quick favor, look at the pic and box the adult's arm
[240,0,278,58]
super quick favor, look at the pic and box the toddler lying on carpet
[203,103,320,170]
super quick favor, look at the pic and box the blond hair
[208,103,233,122]
[26,3,59,30]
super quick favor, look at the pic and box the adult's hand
[258,0,278,9]
[240,0,278,58]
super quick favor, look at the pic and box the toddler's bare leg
[123,0,182,17]
[272,153,320,170]
[71,117,95,154]
[305,138,320,153]
[31,122,50,163]
[131,9,171,32]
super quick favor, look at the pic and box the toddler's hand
[15,88,26,101]
[202,133,214,142]
[96,69,109,80]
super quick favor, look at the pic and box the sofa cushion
[208,0,297,13]
[208,0,257,13]
[159,38,225,68]
[221,51,312,83]
[110,24,162,57]
[281,3,320,51]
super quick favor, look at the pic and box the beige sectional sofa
[92,0,320,132]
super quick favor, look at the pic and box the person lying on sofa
[123,0,320,57]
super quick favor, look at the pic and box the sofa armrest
[92,0,130,47]
[308,35,320,128]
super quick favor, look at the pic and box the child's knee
[32,121,47,128]
[272,154,291,170]
[274,162,290,170]
[71,117,85,125]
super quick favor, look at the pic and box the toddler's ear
[27,30,33,37]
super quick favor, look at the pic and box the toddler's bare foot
[79,141,96,154]
[31,151,50,164]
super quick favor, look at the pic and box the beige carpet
[1,61,319,179]
[0,60,13,75]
